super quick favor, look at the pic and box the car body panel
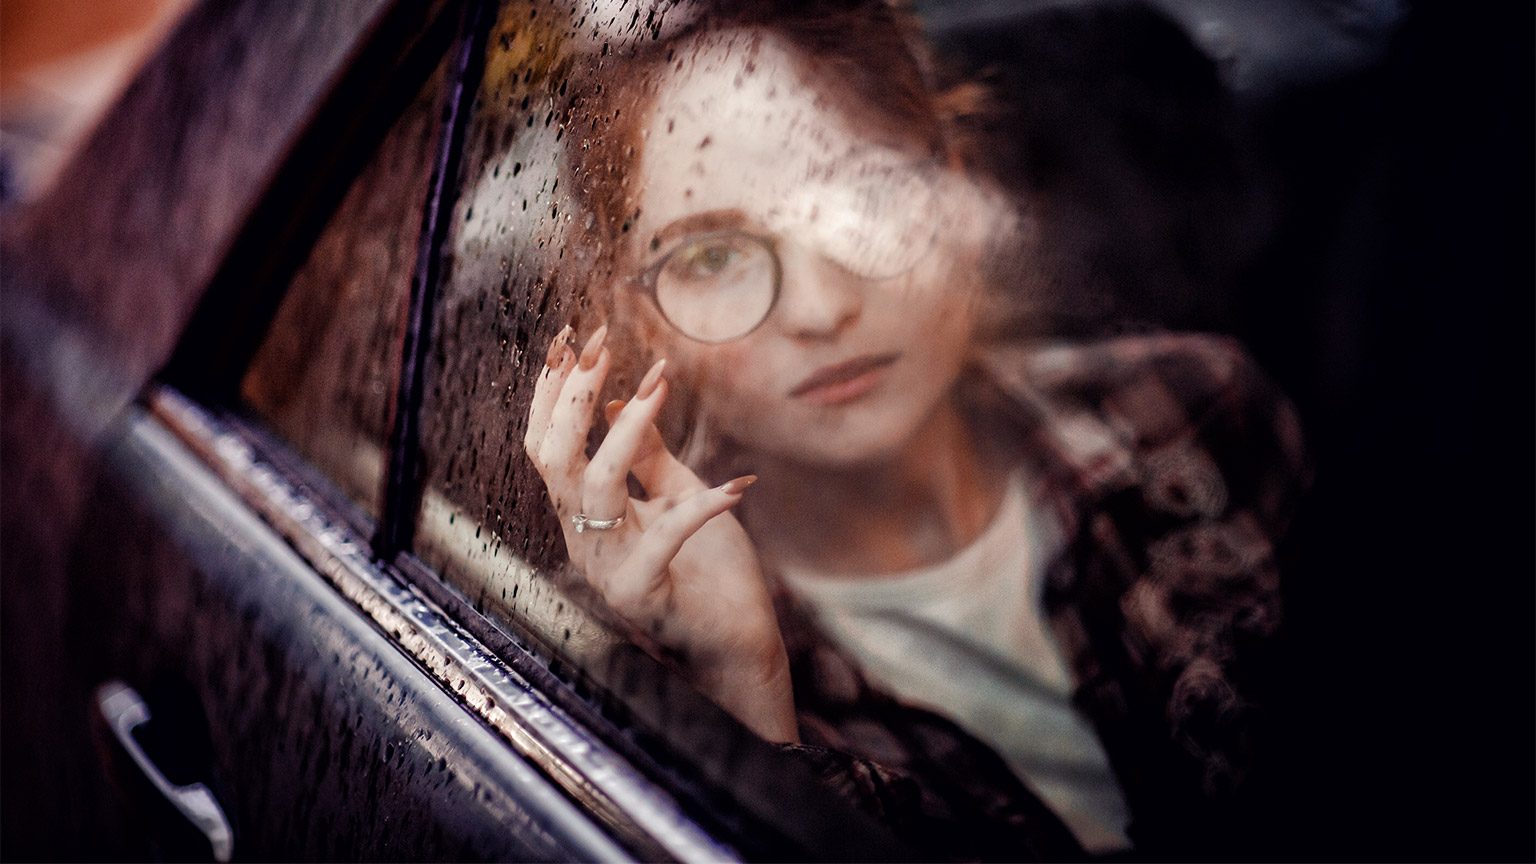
[1,2,455,855]
[73,405,633,861]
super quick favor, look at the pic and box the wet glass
[410,0,630,663]
[239,64,448,518]
[410,0,1325,857]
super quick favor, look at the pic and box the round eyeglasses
[632,231,782,343]
[630,162,944,343]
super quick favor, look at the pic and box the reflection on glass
[443,0,1308,858]
[241,64,446,518]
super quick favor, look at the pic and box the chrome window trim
[148,385,738,864]
[110,401,630,861]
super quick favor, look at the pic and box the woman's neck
[741,394,1013,577]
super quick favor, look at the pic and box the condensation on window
[425,1,1461,854]
[412,0,667,663]
[401,0,1352,854]
[240,61,450,518]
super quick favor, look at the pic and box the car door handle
[97,681,234,863]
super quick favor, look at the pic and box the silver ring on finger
[572,512,625,533]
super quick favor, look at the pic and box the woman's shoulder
[978,332,1310,532]
[982,332,1273,420]
[981,334,1311,833]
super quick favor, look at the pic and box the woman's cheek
[718,361,783,427]
[901,284,977,369]
[679,346,776,425]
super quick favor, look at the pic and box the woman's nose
[773,246,865,340]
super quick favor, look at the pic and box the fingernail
[720,474,757,494]
[544,324,574,369]
[636,359,667,400]
[578,324,608,371]
[604,399,626,423]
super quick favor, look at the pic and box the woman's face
[624,32,1001,467]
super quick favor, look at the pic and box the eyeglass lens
[654,232,779,342]
[804,163,938,281]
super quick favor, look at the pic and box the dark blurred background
[919,0,1533,857]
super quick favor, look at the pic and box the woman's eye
[678,243,738,275]
[660,236,755,284]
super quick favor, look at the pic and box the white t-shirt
[778,471,1133,853]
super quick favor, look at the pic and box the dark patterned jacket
[775,334,1310,861]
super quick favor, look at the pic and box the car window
[411,0,625,662]
[400,0,1343,857]
[239,61,448,519]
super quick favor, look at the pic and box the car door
[3,0,624,857]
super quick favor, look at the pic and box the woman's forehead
[652,34,865,163]
[635,31,921,239]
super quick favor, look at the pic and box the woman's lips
[789,353,899,406]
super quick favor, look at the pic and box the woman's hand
[524,324,798,743]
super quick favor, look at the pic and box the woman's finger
[604,477,756,610]
[604,391,707,503]
[632,433,709,501]
[603,398,627,427]
[631,496,671,530]
[524,324,575,460]
[537,324,610,492]
[583,360,668,524]
[606,399,671,477]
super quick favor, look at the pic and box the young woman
[523,2,1307,857]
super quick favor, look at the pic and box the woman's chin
[752,411,934,470]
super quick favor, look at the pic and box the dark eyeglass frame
[627,230,784,344]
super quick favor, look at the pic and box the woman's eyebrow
[649,209,750,249]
